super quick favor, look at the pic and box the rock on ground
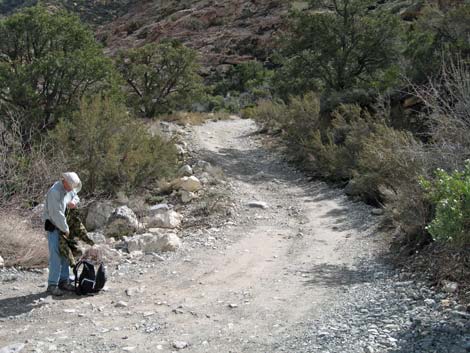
[146,210,183,229]
[105,206,139,238]
[126,233,181,253]
[86,201,115,231]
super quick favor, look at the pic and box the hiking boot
[46,285,64,296]
[58,280,75,292]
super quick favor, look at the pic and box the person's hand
[67,201,77,209]
[65,231,70,238]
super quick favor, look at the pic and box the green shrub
[403,4,470,82]
[420,163,470,245]
[116,40,203,118]
[51,96,178,196]
[0,6,116,148]
[278,0,401,96]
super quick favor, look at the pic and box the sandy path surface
[0,118,380,353]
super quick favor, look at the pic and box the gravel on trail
[0,118,468,353]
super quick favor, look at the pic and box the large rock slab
[126,233,181,253]
[105,206,139,238]
[147,210,183,229]
[86,201,116,231]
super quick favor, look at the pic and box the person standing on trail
[42,172,82,296]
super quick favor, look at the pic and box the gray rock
[178,165,193,177]
[180,190,196,203]
[86,201,115,231]
[126,233,181,253]
[105,206,139,239]
[172,341,188,350]
[147,210,182,229]
[87,232,106,245]
[442,280,459,293]
[0,255,4,268]
[115,301,128,308]
[424,298,436,307]
[371,208,384,216]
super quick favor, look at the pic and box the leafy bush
[51,96,178,196]
[420,163,470,246]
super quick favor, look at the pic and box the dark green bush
[0,6,116,148]
[116,40,203,118]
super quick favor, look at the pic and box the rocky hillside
[0,0,288,72]
[97,0,287,71]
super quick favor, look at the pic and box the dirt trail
[0,118,379,353]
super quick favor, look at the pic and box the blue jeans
[47,229,70,286]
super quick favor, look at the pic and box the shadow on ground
[0,290,83,318]
[0,292,47,318]
[302,263,374,287]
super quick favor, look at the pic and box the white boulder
[179,176,202,192]
[126,233,181,253]
[105,206,139,238]
[147,210,183,229]
[0,255,4,268]
[86,201,115,231]
[178,165,193,177]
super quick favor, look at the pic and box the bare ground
[0,119,403,352]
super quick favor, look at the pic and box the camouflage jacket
[59,209,94,266]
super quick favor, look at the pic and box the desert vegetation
[245,0,470,251]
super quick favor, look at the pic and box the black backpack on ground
[73,259,107,295]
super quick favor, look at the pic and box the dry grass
[161,111,231,126]
[0,210,48,268]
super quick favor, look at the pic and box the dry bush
[0,116,66,208]
[355,124,427,203]
[242,98,288,132]
[0,211,48,268]
[413,57,470,171]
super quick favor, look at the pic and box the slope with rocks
[0,117,468,353]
